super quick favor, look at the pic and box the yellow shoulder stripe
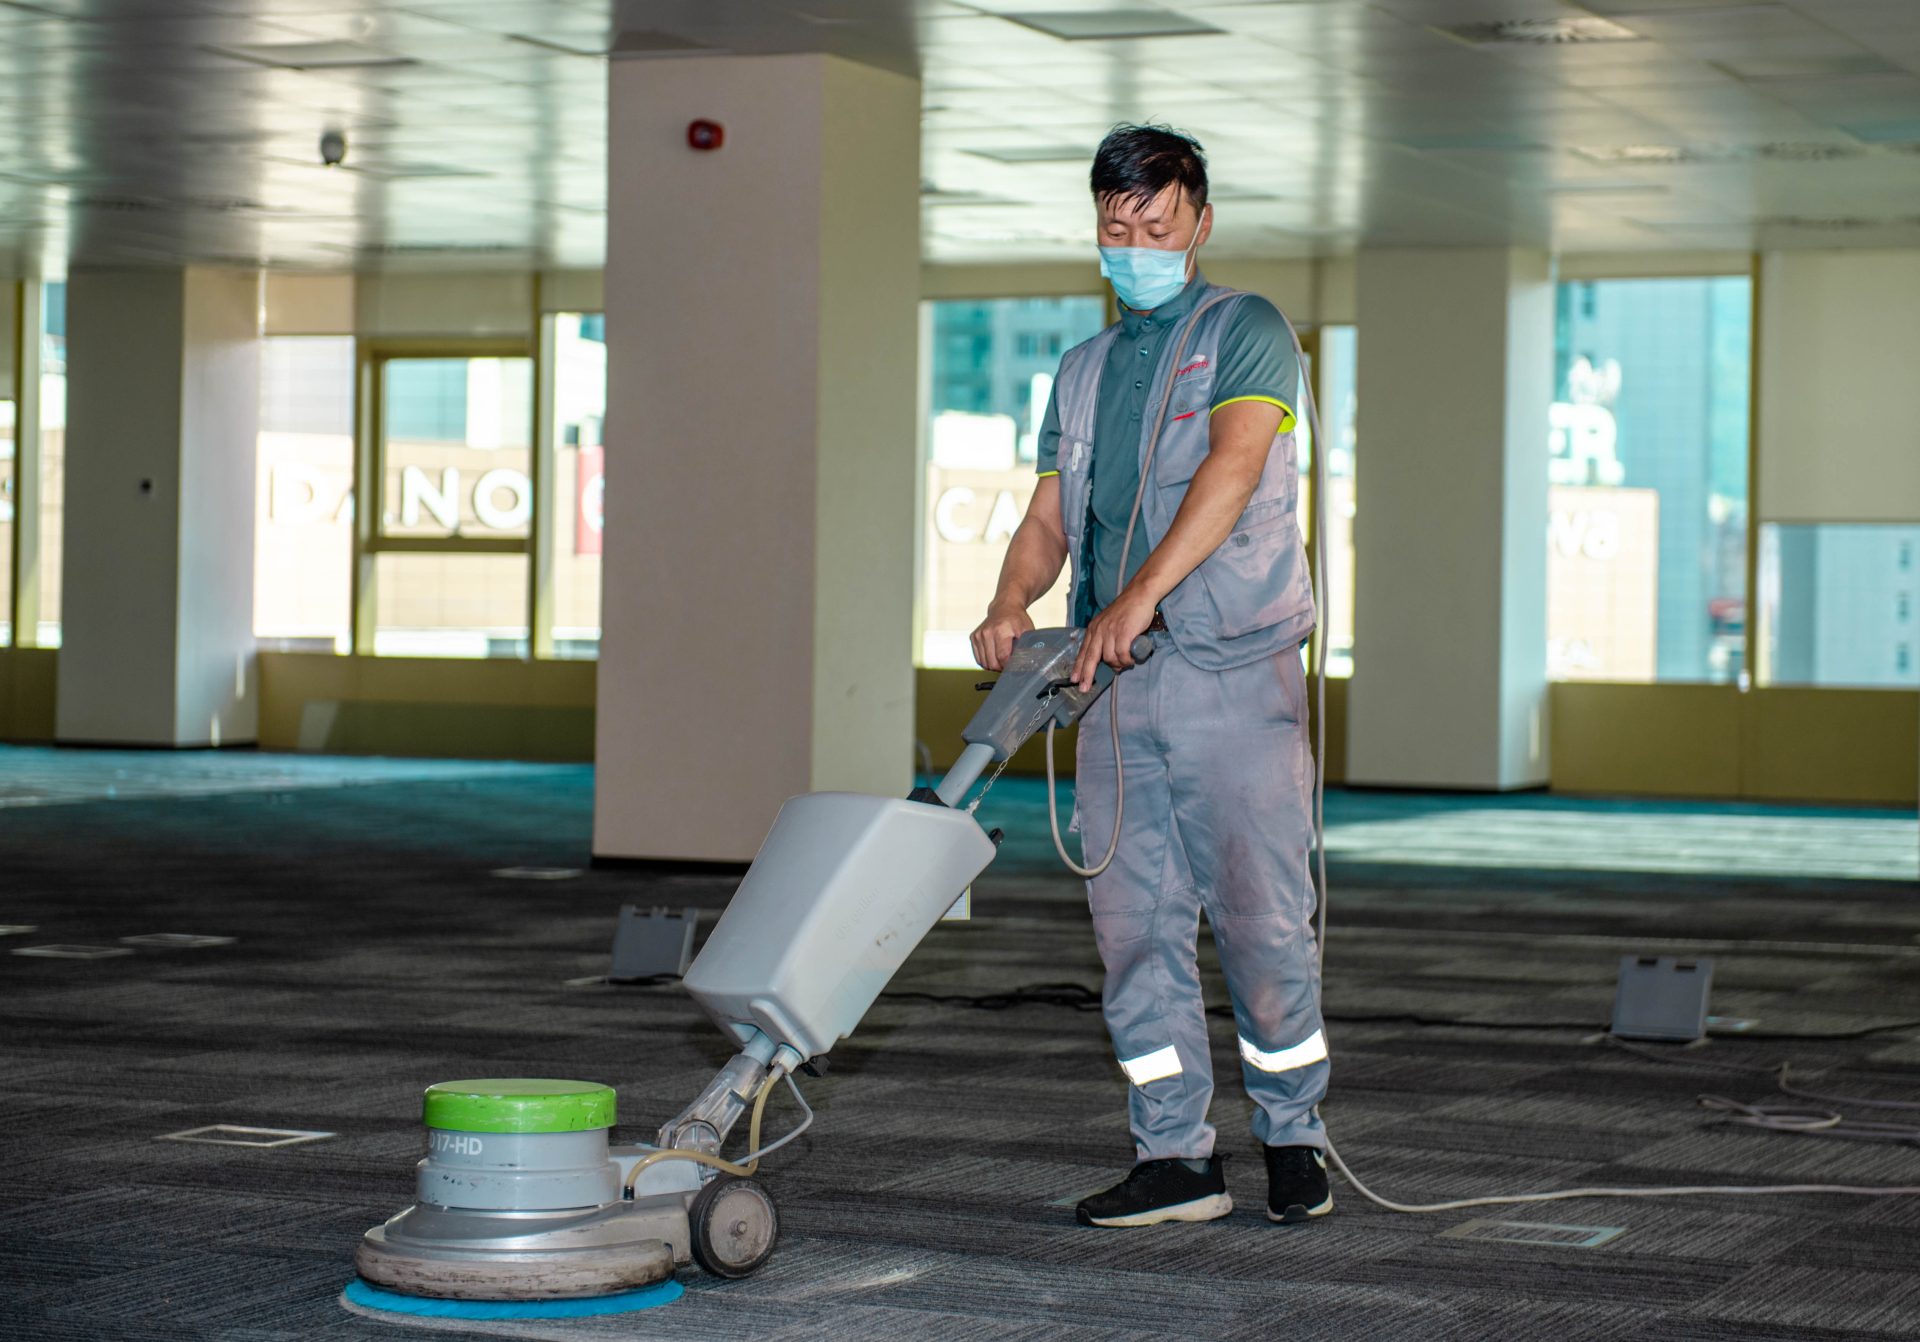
[1209,395,1297,433]
[1036,469,1060,478]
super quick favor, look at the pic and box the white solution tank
[681,793,998,1060]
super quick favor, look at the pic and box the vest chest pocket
[1152,372,1215,487]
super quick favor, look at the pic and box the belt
[1146,609,1169,632]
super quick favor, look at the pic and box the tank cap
[422,1079,616,1134]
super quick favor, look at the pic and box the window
[1548,277,1750,683]
[1759,523,1920,688]
[35,281,63,647]
[254,317,607,662]
[548,312,606,658]
[255,337,355,651]
[0,369,13,647]
[918,296,1107,668]
[371,353,534,657]
[1310,325,1356,677]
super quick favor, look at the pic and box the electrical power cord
[621,1070,814,1195]
[1272,314,1920,1209]
[1045,292,1242,879]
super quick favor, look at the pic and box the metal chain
[966,695,1060,814]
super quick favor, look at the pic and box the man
[970,125,1329,1229]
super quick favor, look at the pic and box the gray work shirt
[1036,272,1300,614]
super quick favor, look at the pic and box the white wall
[595,53,919,861]
[0,282,15,401]
[1348,247,1550,790]
[58,270,186,743]
[1759,250,1920,524]
[174,268,261,745]
[58,267,261,746]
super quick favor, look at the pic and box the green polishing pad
[423,1079,616,1133]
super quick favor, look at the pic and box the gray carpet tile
[3,750,1919,1339]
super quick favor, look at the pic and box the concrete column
[594,54,920,861]
[1347,249,1552,790]
[57,267,261,746]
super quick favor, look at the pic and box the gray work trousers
[1073,632,1328,1160]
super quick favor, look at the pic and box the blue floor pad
[342,1277,683,1320]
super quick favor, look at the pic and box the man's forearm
[990,518,1069,612]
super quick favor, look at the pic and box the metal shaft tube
[933,741,997,807]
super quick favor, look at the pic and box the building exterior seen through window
[1760,524,1919,688]
[1310,326,1356,678]
[919,299,1357,673]
[920,296,1106,667]
[253,314,606,658]
[256,336,354,650]
[1,372,13,646]
[549,312,607,656]
[1549,276,1751,683]
[36,281,64,647]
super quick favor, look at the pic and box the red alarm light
[687,119,724,151]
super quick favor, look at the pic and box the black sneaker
[1263,1144,1333,1224]
[1074,1157,1233,1228]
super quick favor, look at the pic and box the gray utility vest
[1052,283,1316,672]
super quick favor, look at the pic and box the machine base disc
[342,1277,682,1320]
[356,1221,676,1301]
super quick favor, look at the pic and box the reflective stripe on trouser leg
[1165,644,1329,1150]
[1117,1044,1182,1086]
[1239,1029,1328,1074]
[1076,643,1217,1162]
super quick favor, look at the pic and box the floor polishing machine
[355,627,1152,1300]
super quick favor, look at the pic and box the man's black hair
[1090,124,1208,215]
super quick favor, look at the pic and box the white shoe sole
[1083,1192,1234,1228]
[1266,1193,1334,1224]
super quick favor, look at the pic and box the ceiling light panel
[206,40,419,71]
[1000,9,1224,41]
[1438,16,1642,46]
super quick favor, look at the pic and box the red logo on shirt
[1175,356,1209,377]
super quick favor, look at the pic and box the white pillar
[57,267,261,746]
[1347,249,1551,790]
[594,54,920,861]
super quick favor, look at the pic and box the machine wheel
[689,1175,779,1278]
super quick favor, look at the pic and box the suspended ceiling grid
[2,0,1920,273]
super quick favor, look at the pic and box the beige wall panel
[174,268,261,745]
[1742,687,1918,805]
[0,647,57,741]
[597,54,822,861]
[356,272,535,340]
[258,651,594,759]
[265,274,353,335]
[1348,248,1549,789]
[1316,256,1357,326]
[540,269,604,313]
[1206,258,1315,317]
[811,58,919,795]
[1759,250,1920,523]
[1549,682,1743,797]
[0,281,15,400]
[1559,252,1750,281]
[597,53,917,861]
[1500,251,1554,786]
[57,269,186,743]
[59,268,262,745]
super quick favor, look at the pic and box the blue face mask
[1098,218,1203,311]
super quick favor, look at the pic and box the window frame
[1545,268,1756,686]
[6,279,47,649]
[350,337,538,657]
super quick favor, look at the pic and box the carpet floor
[2,746,1918,1341]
